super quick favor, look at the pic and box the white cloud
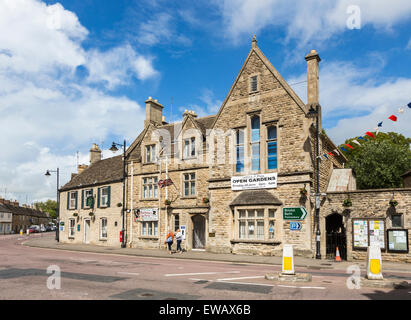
[178,89,223,119]
[215,0,411,45]
[0,0,154,203]
[87,45,159,89]
[288,60,411,144]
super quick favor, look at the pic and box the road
[0,234,410,300]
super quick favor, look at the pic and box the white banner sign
[140,208,159,221]
[231,173,278,191]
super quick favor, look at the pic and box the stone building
[0,203,12,234]
[59,37,411,262]
[0,198,51,233]
[59,144,124,247]
[124,37,349,257]
[402,169,411,188]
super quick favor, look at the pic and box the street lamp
[110,140,127,248]
[45,168,59,242]
[306,104,321,259]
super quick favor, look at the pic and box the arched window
[251,116,260,171]
[267,126,277,170]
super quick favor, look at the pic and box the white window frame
[100,217,108,239]
[142,177,159,199]
[69,219,75,238]
[183,137,196,159]
[145,145,156,163]
[183,172,196,197]
[141,221,158,236]
[84,189,93,208]
[100,187,109,207]
[236,208,276,241]
[69,191,77,209]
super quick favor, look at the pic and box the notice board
[387,229,409,253]
[352,218,386,250]
[353,219,368,249]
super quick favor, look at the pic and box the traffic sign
[283,207,308,220]
[290,222,302,231]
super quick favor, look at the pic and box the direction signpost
[283,207,308,220]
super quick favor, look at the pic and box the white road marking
[218,280,275,287]
[277,285,297,288]
[117,272,140,276]
[165,271,240,277]
[217,276,265,281]
[299,286,326,290]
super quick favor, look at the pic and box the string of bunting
[317,101,411,161]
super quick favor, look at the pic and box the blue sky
[1,0,411,203]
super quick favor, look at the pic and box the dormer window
[250,75,258,93]
[183,137,196,159]
[145,145,156,163]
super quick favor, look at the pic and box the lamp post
[306,104,321,259]
[45,168,59,242]
[110,140,127,248]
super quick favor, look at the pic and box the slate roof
[0,202,49,218]
[0,203,12,213]
[60,155,123,192]
[230,190,283,206]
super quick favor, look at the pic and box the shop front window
[237,208,276,240]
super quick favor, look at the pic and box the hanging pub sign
[139,208,159,221]
[231,173,277,191]
[387,229,409,253]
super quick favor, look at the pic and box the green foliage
[342,132,411,189]
[34,200,58,219]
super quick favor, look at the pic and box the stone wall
[321,188,411,262]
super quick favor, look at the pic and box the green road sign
[283,207,308,220]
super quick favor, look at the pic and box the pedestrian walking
[165,230,174,254]
[175,228,183,253]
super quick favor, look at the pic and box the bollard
[20,229,23,236]
[26,229,30,235]
[366,243,383,280]
[282,244,295,275]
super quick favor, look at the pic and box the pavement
[20,234,411,273]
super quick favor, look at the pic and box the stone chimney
[144,97,164,127]
[183,110,198,118]
[78,164,88,174]
[305,49,322,130]
[305,49,321,106]
[12,200,19,207]
[90,143,101,165]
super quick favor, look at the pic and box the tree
[342,132,411,189]
[34,200,58,219]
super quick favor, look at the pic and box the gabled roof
[230,190,283,206]
[60,155,123,192]
[1,203,49,218]
[211,39,308,129]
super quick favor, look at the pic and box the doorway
[84,219,90,244]
[192,215,206,249]
[326,213,347,260]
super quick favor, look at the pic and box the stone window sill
[230,239,281,245]
[138,236,159,240]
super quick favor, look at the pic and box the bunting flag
[388,115,397,122]
[324,100,409,161]
[353,140,361,146]
[365,132,376,139]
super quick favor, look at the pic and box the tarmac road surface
[0,234,410,300]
